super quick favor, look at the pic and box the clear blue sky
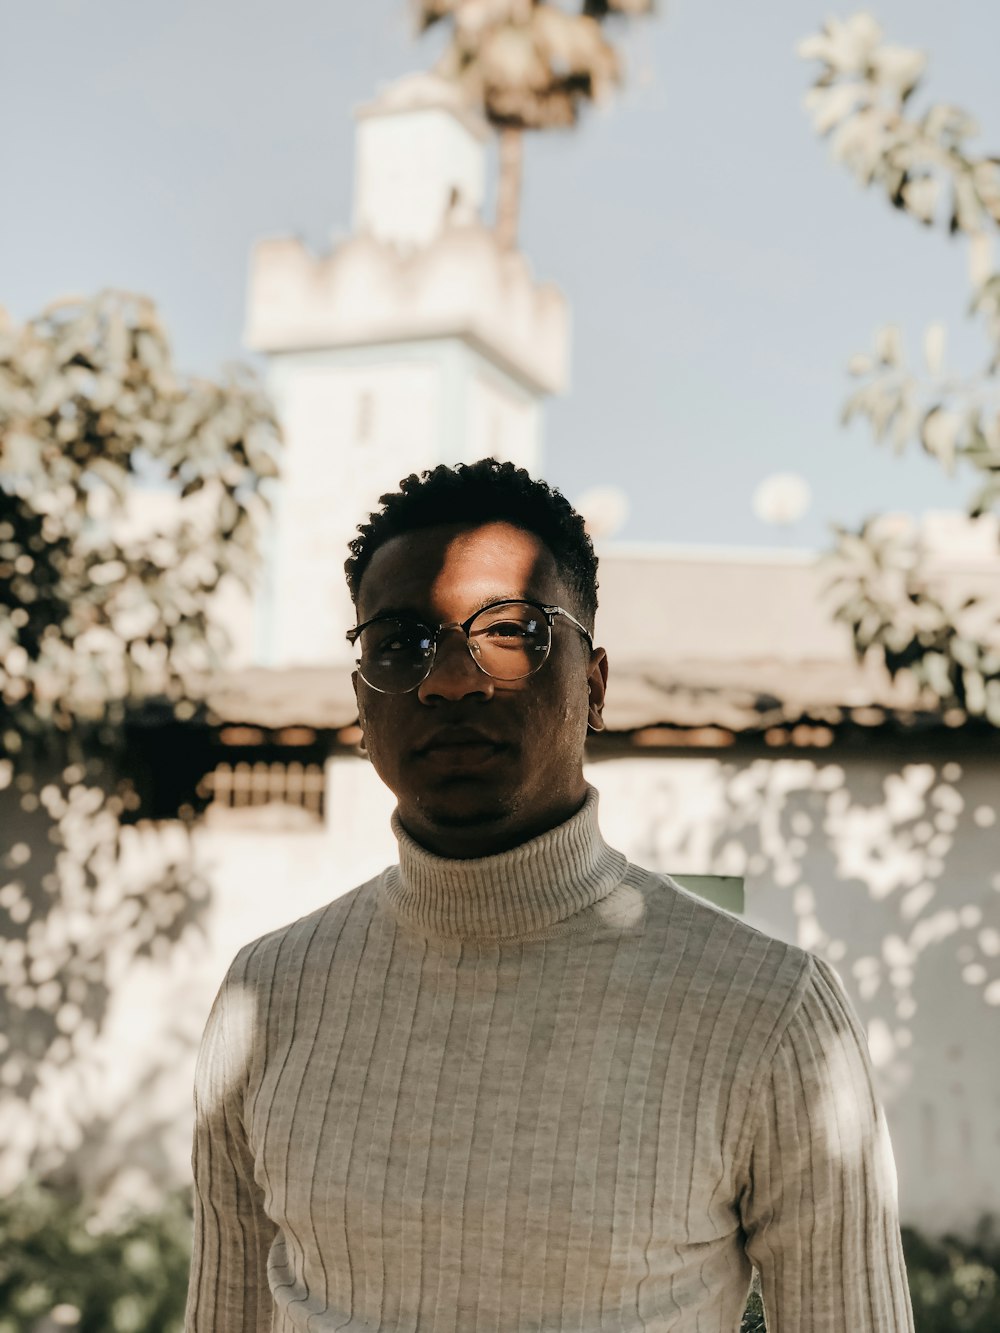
[3,0,997,546]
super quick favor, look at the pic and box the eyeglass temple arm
[546,605,594,647]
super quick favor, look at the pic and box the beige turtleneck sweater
[185,787,914,1332]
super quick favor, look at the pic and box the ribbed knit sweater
[185,787,914,1332]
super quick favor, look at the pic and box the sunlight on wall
[1,750,210,1205]
[585,751,1000,1231]
[4,748,997,1232]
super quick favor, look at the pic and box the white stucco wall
[464,359,541,470]
[260,350,442,665]
[6,748,998,1237]
[587,752,1000,1233]
[354,107,486,249]
[256,342,547,668]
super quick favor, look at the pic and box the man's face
[352,520,608,857]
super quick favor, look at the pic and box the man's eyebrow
[363,593,545,623]
[471,592,544,613]
[362,605,423,622]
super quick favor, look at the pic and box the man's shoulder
[626,862,816,1012]
[222,874,383,992]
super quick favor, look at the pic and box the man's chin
[412,777,520,830]
[424,804,508,830]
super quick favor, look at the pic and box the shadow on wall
[4,741,999,1235]
[0,741,211,1207]
[589,752,1000,1233]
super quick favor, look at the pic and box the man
[186,458,914,1331]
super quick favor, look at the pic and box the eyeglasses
[347,599,593,695]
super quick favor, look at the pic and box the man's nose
[417,629,494,704]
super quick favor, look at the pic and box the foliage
[0,290,280,742]
[0,1185,191,1333]
[902,1215,1000,1333]
[415,0,655,246]
[0,290,280,1187]
[799,14,1000,722]
[417,0,646,131]
[740,1271,766,1332]
[827,515,1000,724]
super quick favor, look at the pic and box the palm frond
[432,3,622,130]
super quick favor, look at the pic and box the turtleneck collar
[380,785,628,941]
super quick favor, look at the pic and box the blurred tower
[245,73,570,666]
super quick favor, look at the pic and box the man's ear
[586,647,608,733]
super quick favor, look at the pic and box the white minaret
[245,72,570,667]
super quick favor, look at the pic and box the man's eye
[483,620,530,640]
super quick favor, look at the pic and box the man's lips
[414,727,508,758]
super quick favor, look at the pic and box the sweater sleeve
[184,962,277,1333]
[738,955,914,1332]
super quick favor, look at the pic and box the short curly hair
[345,457,599,630]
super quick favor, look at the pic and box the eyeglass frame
[346,598,594,695]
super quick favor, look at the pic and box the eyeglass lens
[355,602,551,692]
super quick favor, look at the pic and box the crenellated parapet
[246,222,569,395]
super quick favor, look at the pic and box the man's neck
[398,788,589,861]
